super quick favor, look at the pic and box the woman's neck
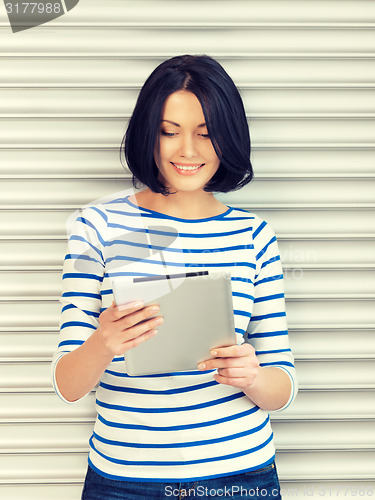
[129,189,227,220]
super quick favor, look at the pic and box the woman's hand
[96,301,164,357]
[197,342,260,389]
[197,342,292,410]
[55,301,163,403]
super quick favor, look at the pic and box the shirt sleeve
[245,215,298,411]
[51,204,107,403]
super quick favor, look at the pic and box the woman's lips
[171,162,204,175]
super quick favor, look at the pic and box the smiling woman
[52,54,297,499]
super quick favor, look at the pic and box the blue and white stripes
[52,192,297,482]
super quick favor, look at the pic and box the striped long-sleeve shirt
[52,193,297,483]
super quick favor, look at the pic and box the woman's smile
[171,162,205,175]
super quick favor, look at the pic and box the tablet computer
[111,271,236,376]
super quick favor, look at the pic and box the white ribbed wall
[0,1,374,498]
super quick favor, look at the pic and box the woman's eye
[160,130,209,138]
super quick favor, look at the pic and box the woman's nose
[179,135,198,158]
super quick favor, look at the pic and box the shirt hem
[87,455,276,483]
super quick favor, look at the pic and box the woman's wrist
[90,327,118,361]
[242,366,291,411]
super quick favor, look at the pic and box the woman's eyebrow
[161,120,206,128]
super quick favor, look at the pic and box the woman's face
[155,90,220,194]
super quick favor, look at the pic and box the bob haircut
[120,54,253,195]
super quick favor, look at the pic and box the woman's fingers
[97,302,163,356]
[210,343,255,359]
[101,300,143,323]
[197,343,256,371]
[104,302,163,334]
[197,342,260,389]
[213,373,250,388]
[117,304,161,330]
[120,315,164,343]
[216,366,247,378]
[199,357,240,370]
[116,328,158,354]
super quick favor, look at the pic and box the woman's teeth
[173,163,203,171]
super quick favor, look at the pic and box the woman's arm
[52,204,163,403]
[55,301,163,402]
[199,216,297,412]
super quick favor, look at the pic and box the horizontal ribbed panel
[275,451,375,480]
[1,28,374,55]
[0,0,373,492]
[0,393,97,421]
[272,420,375,449]
[0,484,83,498]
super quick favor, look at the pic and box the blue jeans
[81,462,282,499]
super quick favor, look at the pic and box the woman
[52,55,297,499]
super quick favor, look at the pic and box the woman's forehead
[161,91,206,125]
